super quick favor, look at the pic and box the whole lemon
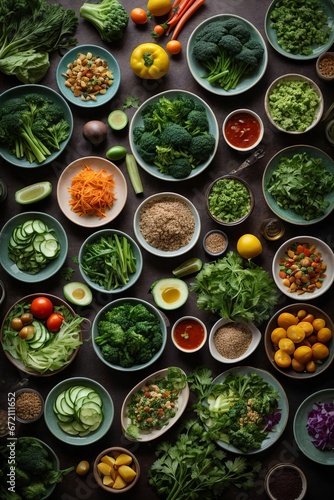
[237,234,262,259]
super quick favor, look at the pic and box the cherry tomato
[152,25,166,38]
[166,40,182,55]
[130,8,148,24]
[76,460,90,476]
[30,297,54,319]
[46,312,65,333]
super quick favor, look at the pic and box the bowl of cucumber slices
[44,377,114,445]
[0,212,68,282]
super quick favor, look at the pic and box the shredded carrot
[68,164,116,218]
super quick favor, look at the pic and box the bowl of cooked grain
[133,192,201,257]
[15,388,44,423]
[209,318,261,364]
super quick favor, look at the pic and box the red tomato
[30,297,54,319]
[46,312,65,333]
[130,8,148,24]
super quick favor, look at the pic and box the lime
[15,181,52,205]
[172,258,203,277]
[108,110,128,131]
[106,146,127,161]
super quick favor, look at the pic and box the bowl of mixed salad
[0,293,85,376]
[272,236,334,300]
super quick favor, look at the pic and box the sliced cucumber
[15,181,52,205]
[53,384,103,437]
[8,218,61,274]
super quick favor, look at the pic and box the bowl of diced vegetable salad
[264,74,324,134]
[206,175,255,226]
[44,377,114,445]
[0,293,84,376]
[0,84,73,168]
[272,236,334,301]
[0,212,68,283]
[91,297,167,372]
[263,145,334,225]
[264,303,334,380]
[78,229,143,294]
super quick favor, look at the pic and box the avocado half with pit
[63,282,93,306]
[151,278,188,310]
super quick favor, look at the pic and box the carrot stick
[165,0,196,35]
[171,0,206,40]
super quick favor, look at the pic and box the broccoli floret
[126,329,148,354]
[218,34,243,55]
[189,134,216,162]
[137,132,160,163]
[195,21,227,43]
[21,482,48,500]
[95,322,126,346]
[132,125,145,144]
[15,467,31,487]
[168,158,192,179]
[80,0,129,43]
[16,439,52,475]
[230,23,251,44]
[129,303,157,323]
[193,40,220,65]
[244,39,265,61]
[104,303,132,329]
[101,344,121,364]
[32,118,70,150]
[185,110,209,135]
[220,18,242,32]
[159,124,192,149]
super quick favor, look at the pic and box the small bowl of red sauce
[223,109,264,152]
[171,316,207,353]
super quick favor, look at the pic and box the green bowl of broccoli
[92,297,167,371]
[0,84,73,168]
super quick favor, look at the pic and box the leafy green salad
[189,368,282,453]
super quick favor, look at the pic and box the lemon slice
[108,110,128,130]
[15,181,52,204]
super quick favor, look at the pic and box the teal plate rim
[265,0,334,60]
[293,388,334,465]
[262,145,334,225]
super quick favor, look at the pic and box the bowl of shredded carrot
[56,156,127,227]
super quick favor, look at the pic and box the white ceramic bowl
[264,74,323,134]
[222,109,264,152]
[57,156,127,228]
[0,212,68,283]
[272,236,334,300]
[129,89,219,181]
[209,318,261,364]
[56,44,121,107]
[133,192,201,257]
[78,229,143,294]
[171,316,207,353]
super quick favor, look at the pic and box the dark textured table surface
[1,1,334,499]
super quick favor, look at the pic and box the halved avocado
[151,278,188,310]
[63,282,93,306]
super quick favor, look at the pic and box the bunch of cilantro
[191,251,278,324]
[266,152,334,220]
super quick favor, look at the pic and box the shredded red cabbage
[307,402,334,450]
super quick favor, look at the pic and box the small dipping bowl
[171,316,207,353]
[223,109,264,152]
[264,463,307,500]
[203,229,228,257]
[15,388,44,423]
[316,52,334,81]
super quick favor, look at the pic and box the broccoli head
[168,158,192,179]
[244,39,265,61]
[133,125,145,144]
[189,134,216,162]
[137,132,160,163]
[218,34,243,55]
[185,110,209,135]
[230,23,251,44]
[192,40,220,65]
[80,0,129,43]
[101,344,121,364]
[195,21,227,43]
[16,439,52,475]
[129,303,157,323]
[159,124,192,149]
[95,322,126,346]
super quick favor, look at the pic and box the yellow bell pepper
[130,43,170,80]
[147,0,172,17]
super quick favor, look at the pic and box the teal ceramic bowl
[187,14,268,96]
[44,377,114,446]
[0,212,68,283]
[265,0,334,60]
[294,388,334,465]
[0,84,73,168]
[79,229,143,293]
[129,89,219,181]
[262,145,334,225]
[92,297,167,372]
[56,44,120,108]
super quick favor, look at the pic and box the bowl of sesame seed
[209,318,261,364]
[133,192,201,258]
[15,388,44,423]
[316,52,334,81]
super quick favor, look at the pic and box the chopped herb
[123,95,141,109]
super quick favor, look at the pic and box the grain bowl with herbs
[133,192,201,257]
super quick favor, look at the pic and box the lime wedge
[108,110,128,130]
[172,258,203,278]
[15,181,52,205]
